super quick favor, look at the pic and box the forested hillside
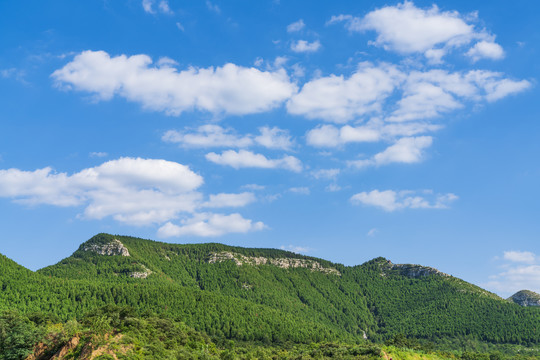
[1,233,540,359]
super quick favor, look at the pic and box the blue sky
[0,0,539,297]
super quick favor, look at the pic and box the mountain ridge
[2,233,540,348]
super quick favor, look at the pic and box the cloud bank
[0,158,265,237]
[351,189,458,211]
[328,1,504,63]
[52,50,297,116]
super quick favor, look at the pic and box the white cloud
[0,158,203,224]
[206,150,302,172]
[326,14,358,29]
[163,125,293,150]
[351,189,458,212]
[142,0,172,14]
[373,136,432,165]
[485,251,540,297]
[297,69,527,165]
[52,50,297,116]
[329,1,501,63]
[306,124,341,147]
[158,213,265,237]
[273,56,288,68]
[287,19,305,33]
[306,123,379,147]
[206,1,220,13]
[142,0,154,13]
[466,41,504,62]
[52,52,529,136]
[176,22,185,31]
[0,68,26,83]
[254,126,294,150]
[311,168,340,180]
[291,40,322,53]
[348,136,433,168]
[202,192,256,208]
[367,228,378,237]
[389,79,463,122]
[289,187,310,195]
[158,0,172,14]
[242,184,265,191]
[280,245,310,253]
[504,251,536,264]
[288,62,402,122]
[0,158,266,237]
[291,63,305,78]
[473,73,531,102]
[290,62,530,124]
[89,152,108,158]
[163,125,253,148]
[388,69,530,122]
[325,184,341,192]
[306,121,440,148]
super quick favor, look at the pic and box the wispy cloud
[280,244,311,253]
[206,1,220,13]
[89,152,108,158]
[291,40,321,53]
[289,187,310,195]
[163,125,294,150]
[485,251,540,297]
[351,189,458,211]
[287,19,305,33]
[348,136,433,169]
[142,0,173,14]
[206,150,302,172]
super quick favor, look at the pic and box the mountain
[509,290,540,307]
[29,233,540,346]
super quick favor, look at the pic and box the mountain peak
[508,290,540,307]
[78,233,130,257]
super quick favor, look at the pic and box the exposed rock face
[391,263,449,278]
[130,264,153,279]
[208,251,341,276]
[509,290,540,307]
[26,336,80,360]
[377,259,449,278]
[83,239,130,257]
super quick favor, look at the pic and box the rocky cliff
[208,251,341,275]
[508,290,540,307]
[82,239,130,257]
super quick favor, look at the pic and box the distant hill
[509,290,540,307]
[2,233,540,348]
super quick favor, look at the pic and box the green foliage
[1,233,540,359]
[0,311,43,360]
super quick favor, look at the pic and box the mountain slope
[39,233,374,339]
[34,233,540,346]
[1,234,540,347]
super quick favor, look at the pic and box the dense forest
[1,233,540,359]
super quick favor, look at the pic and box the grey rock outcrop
[377,259,449,278]
[130,264,152,279]
[508,290,540,307]
[391,263,449,278]
[82,239,130,257]
[208,251,341,276]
